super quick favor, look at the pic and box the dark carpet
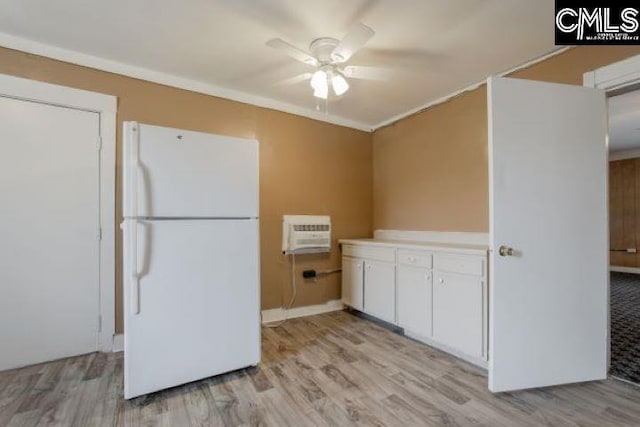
[610,272,640,384]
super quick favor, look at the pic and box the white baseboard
[374,229,489,246]
[261,299,344,324]
[112,334,123,352]
[609,149,640,161]
[111,300,344,351]
[610,266,640,274]
[112,300,344,350]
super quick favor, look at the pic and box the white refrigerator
[122,122,260,399]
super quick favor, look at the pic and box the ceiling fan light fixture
[310,70,327,90]
[267,22,378,101]
[310,70,329,99]
[313,86,329,99]
[332,74,349,96]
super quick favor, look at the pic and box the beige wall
[5,43,640,334]
[0,47,373,333]
[373,46,640,233]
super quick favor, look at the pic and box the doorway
[607,89,640,384]
[584,54,640,387]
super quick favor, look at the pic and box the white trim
[373,229,489,246]
[584,54,640,91]
[0,73,117,352]
[112,334,124,352]
[609,148,640,161]
[372,47,572,130]
[610,266,640,274]
[0,32,371,132]
[0,31,572,133]
[261,299,343,324]
[0,72,116,113]
[611,375,640,388]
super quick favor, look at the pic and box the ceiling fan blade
[342,66,392,81]
[331,23,375,63]
[266,39,318,66]
[274,73,313,86]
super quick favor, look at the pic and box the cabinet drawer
[398,249,432,268]
[434,253,484,276]
[343,244,395,263]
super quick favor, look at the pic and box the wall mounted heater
[282,215,331,254]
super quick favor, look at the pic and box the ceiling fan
[267,23,391,99]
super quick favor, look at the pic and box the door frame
[584,54,640,93]
[584,53,640,373]
[0,73,117,352]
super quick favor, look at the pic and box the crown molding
[0,32,373,132]
[371,47,572,131]
[0,31,573,134]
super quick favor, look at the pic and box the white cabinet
[397,265,432,338]
[341,244,397,323]
[363,260,396,323]
[341,256,363,311]
[433,272,484,359]
[340,239,488,367]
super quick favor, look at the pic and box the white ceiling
[0,0,557,129]
[609,90,640,153]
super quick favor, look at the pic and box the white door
[488,76,608,392]
[123,219,260,399]
[397,266,432,337]
[124,122,258,218]
[0,96,100,371]
[342,257,363,310]
[364,261,395,323]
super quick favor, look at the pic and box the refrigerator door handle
[128,123,152,217]
[130,220,151,315]
[128,123,140,219]
[129,220,140,315]
[137,221,151,278]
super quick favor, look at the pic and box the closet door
[0,96,100,371]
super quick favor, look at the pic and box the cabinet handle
[367,264,371,269]
[425,273,431,281]
[357,263,362,269]
[408,256,416,263]
[438,278,444,284]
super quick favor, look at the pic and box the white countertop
[339,238,489,256]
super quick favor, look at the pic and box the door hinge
[96,136,102,151]
[97,227,102,241]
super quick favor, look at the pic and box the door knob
[498,245,515,257]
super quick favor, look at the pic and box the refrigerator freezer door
[124,122,258,218]
[123,219,260,399]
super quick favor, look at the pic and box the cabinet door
[364,260,396,323]
[433,272,483,358]
[397,266,432,337]
[341,257,363,310]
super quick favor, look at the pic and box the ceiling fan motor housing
[309,37,340,64]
